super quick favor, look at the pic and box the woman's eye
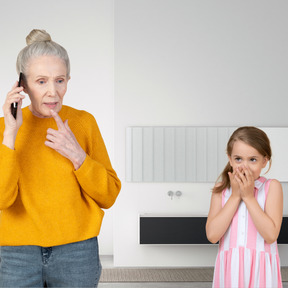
[57,79,64,84]
[38,80,45,84]
[235,158,241,162]
[250,158,257,162]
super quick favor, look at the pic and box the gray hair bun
[26,29,52,45]
[16,29,70,77]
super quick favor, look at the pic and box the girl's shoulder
[213,181,228,194]
[212,181,228,194]
[214,181,223,188]
[209,185,223,209]
[257,177,281,190]
[267,179,282,191]
[262,178,281,188]
[263,178,283,201]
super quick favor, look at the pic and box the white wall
[114,0,288,266]
[0,0,115,255]
[1,0,288,267]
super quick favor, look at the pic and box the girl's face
[23,55,69,118]
[229,140,268,180]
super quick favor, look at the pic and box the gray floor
[98,256,288,288]
[98,283,212,288]
[98,256,211,288]
[99,283,288,288]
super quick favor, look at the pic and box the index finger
[243,165,253,179]
[50,109,65,130]
[242,165,251,173]
[8,82,23,94]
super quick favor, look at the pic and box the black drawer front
[140,216,288,244]
[140,217,210,244]
[278,217,288,244]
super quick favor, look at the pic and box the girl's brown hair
[214,126,272,193]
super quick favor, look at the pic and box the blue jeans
[0,237,102,287]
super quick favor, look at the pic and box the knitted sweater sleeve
[73,112,121,209]
[0,144,20,209]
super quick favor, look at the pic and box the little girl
[206,126,283,288]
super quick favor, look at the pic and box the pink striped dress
[212,177,282,288]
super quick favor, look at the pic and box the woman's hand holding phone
[11,73,23,119]
[2,79,25,149]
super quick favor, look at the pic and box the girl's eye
[235,157,241,162]
[250,158,257,162]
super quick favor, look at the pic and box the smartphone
[11,72,23,119]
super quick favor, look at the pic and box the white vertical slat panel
[143,127,154,182]
[186,127,197,182]
[217,127,230,177]
[132,127,143,182]
[262,127,288,181]
[164,127,175,181]
[228,127,237,147]
[154,127,165,182]
[175,127,186,182]
[126,127,133,181]
[196,128,207,182]
[207,128,218,182]
[227,127,237,173]
[126,126,245,182]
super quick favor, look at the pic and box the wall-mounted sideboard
[139,215,288,245]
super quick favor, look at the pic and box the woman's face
[24,55,69,118]
[228,140,268,180]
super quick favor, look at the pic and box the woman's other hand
[45,110,86,170]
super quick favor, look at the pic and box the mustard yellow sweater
[0,105,121,247]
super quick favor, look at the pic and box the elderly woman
[0,29,121,287]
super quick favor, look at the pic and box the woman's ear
[21,76,28,94]
[23,84,28,94]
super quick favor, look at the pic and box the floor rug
[100,267,288,282]
[100,268,213,282]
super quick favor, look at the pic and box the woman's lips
[44,102,58,109]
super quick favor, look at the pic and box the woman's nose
[47,82,57,96]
